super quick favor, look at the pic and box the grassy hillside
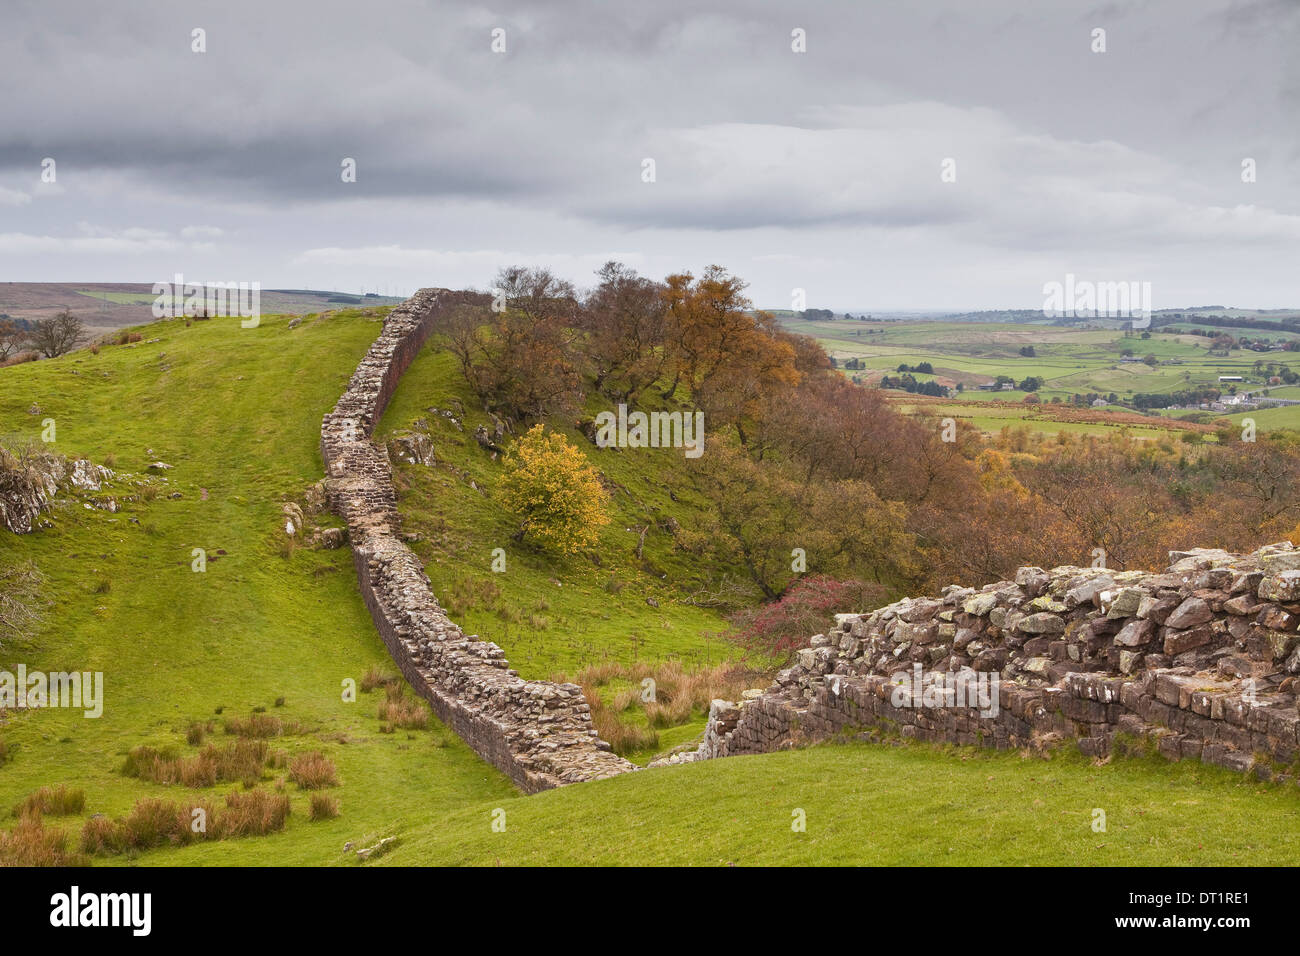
[374,345,742,679]
[0,309,517,865]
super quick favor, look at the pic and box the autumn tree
[498,425,611,554]
[446,268,582,421]
[661,266,799,443]
[579,261,670,403]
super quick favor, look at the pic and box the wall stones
[692,543,1300,781]
[321,289,635,793]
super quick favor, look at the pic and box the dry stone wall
[679,544,1300,780]
[321,289,635,793]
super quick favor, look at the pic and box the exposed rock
[2,451,116,533]
[389,432,436,467]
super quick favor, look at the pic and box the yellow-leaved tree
[498,425,610,554]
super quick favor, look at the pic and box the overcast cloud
[1,0,1297,309]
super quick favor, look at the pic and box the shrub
[726,576,888,659]
[498,425,610,554]
[308,794,340,821]
[13,784,86,818]
[288,751,338,789]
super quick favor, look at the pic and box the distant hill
[0,282,405,331]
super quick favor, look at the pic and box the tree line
[441,263,1300,607]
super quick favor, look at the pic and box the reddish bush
[726,576,887,659]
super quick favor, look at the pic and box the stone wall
[682,544,1300,780]
[321,289,636,793]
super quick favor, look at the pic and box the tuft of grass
[582,685,659,756]
[186,720,214,746]
[124,740,269,787]
[80,814,127,856]
[377,695,430,730]
[0,815,84,866]
[223,714,284,738]
[360,664,395,694]
[644,697,693,729]
[574,660,758,756]
[288,751,339,790]
[308,793,340,821]
[120,798,192,850]
[13,784,86,818]
[215,790,290,837]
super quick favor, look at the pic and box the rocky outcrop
[693,543,1300,779]
[0,450,113,533]
[321,288,635,793]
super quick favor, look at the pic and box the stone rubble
[321,288,636,793]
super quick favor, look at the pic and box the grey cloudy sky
[2,0,1298,310]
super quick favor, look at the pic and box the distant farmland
[776,314,1300,436]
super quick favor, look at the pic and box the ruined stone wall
[683,544,1300,780]
[321,289,635,793]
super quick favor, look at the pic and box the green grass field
[382,740,1300,866]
